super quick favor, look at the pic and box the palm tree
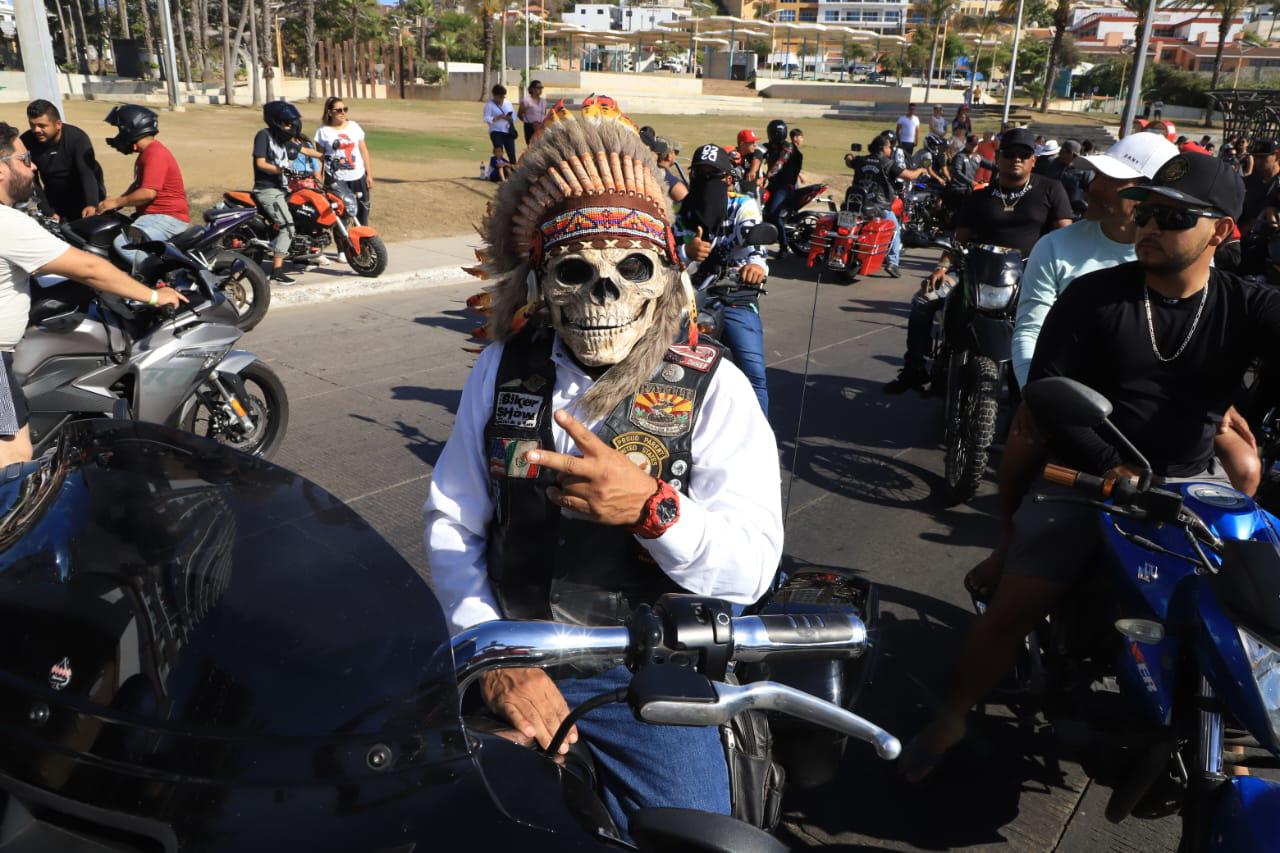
[306,0,317,100]
[1038,0,1072,112]
[221,0,234,103]
[1202,0,1249,124]
[913,0,957,102]
[117,0,130,37]
[477,0,502,99]
[433,28,460,81]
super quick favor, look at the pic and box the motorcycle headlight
[975,283,1017,311]
[1238,627,1280,744]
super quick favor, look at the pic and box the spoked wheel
[212,251,271,332]
[788,212,820,254]
[346,233,389,278]
[180,360,289,459]
[944,352,999,505]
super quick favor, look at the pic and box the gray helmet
[105,104,159,154]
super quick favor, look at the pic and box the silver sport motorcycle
[19,228,289,459]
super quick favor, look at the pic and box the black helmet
[766,119,788,146]
[104,104,159,154]
[264,100,303,141]
[881,130,897,146]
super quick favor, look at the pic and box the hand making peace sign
[526,410,660,527]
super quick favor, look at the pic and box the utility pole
[966,0,990,106]
[1120,0,1157,138]
[1002,0,1025,124]
[157,0,185,110]
[524,0,530,81]
[15,0,63,114]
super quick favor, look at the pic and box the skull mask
[543,245,675,366]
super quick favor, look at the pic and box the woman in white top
[517,80,548,148]
[314,96,373,226]
[483,84,517,165]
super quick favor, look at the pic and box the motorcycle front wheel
[346,234,389,278]
[944,353,999,505]
[181,361,289,460]
[212,251,271,332]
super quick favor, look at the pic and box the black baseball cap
[1119,152,1246,219]
[690,143,733,175]
[1251,138,1278,156]
[999,127,1037,154]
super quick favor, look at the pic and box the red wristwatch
[629,479,680,540]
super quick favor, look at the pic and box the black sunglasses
[331,106,349,113]
[1133,203,1225,231]
[1000,147,1035,161]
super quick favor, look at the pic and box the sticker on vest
[630,384,695,437]
[665,344,719,373]
[494,391,543,429]
[489,438,541,479]
[612,431,671,475]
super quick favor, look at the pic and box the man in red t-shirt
[96,105,190,272]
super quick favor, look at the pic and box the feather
[608,152,626,192]
[566,155,593,193]
[580,151,606,194]
[621,154,637,195]
[541,171,571,202]
[595,151,616,192]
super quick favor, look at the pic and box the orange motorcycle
[216,161,389,278]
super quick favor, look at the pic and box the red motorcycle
[761,182,829,253]
[805,184,897,283]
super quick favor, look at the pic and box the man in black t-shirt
[899,152,1277,781]
[884,128,1073,393]
[1239,138,1280,232]
[20,99,105,223]
[254,101,325,283]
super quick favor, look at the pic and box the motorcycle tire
[347,235,389,278]
[181,360,289,460]
[789,212,820,255]
[221,226,267,266]
[212,251,271,333]
[944,354,999,505]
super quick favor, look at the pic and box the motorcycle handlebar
[1042,463,1139,502]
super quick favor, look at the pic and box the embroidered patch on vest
[494,391,543,429]
[489,438,541,479]
[630,384,695,437]
[665,344,719,373]
[611,431,671,475]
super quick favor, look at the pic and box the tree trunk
[306,0,317,101]
[172,0,194,85]
[259,0,273,102]
[1039,26,1063,112]
[52,0,77,69]
[247,0,260,105]
[71,0,92,75]
[138,0,157,75]
[481,10,493,99]
[923,21,939,103]
[221,0,233,102]
[1204,19,1228,126]
[118,0,130,36]
[94,0,108,73]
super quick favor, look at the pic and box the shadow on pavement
[415,309,478,335]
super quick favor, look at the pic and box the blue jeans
[720,303,768,415]
[112,213,189,273]
[882,208,902,267]
[557,666,730,840]
[764,183,792,252]
[489,129,516,164]
[904,281,953,372]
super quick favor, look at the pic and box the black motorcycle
[934,242,1024,504]
[899,181,944,248]
[0,419,896,852]
[31,207,272,333]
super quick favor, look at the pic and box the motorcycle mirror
[849,143,863,152]
[1023,377,1112,428]
[930,238,956,253]
[744,223,778,246]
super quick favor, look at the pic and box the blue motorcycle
[997,377,1280,851]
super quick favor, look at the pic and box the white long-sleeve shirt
[424,335,783,635]
[1011,218,1136,387]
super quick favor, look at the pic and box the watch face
[656,497,679,526]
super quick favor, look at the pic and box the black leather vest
[484,325,724,626]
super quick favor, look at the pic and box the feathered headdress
[473,96,689,420]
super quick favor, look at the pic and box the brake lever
[1031,493,1147,521]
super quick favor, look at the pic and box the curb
[268,263,472,309]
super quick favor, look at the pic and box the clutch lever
[1030,493,1147,521]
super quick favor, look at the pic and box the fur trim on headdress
[476,98,685,421]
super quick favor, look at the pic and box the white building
[817,0,908,34]
[561,0,691,33]
[0,0,15,40]
[1072,8,1244,46]
[562,3,623,32]
[619,5,690,32]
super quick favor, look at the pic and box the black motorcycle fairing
[1214,539,1280,647]
[962,313,1014,363]
[964,244,1023,292]
[0,420,485,851]
[61,213,131,252]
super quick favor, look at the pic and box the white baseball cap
[1038,139,1061,158]
[1082,133,1179,181]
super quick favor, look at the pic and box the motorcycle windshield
[0,420,463,792]
[966,244,1024,287]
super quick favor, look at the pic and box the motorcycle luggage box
[61,213,129,253]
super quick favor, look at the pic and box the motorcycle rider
[763,119,802,256]
[253,100,327,284]
[883,128,1073,394]
[0,122,185,464]
[423,104,782,838]
[679,144,772,414]
[900,151,1278,781]
[733,128,764,192]
[95,105,190,274]
[845,134,926,280]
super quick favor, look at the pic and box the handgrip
[1043,464,1111,498]
[756,613,857,646]
[731,613,868,662]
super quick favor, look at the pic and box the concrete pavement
[243,248,1184,851]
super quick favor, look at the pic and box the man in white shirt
[896,103,921,155]
[928,104,948,139]
[0,122,185,464]
[424,108,781,839]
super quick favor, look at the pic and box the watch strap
[629,479,680,540]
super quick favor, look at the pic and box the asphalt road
[246,245,1182,852]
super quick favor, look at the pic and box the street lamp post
[966,0,991,106]
[1002,0,1026,124]
[1120,0,1157,138]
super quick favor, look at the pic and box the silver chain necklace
[1143,284,1208,363]
[992,181,1033,213]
